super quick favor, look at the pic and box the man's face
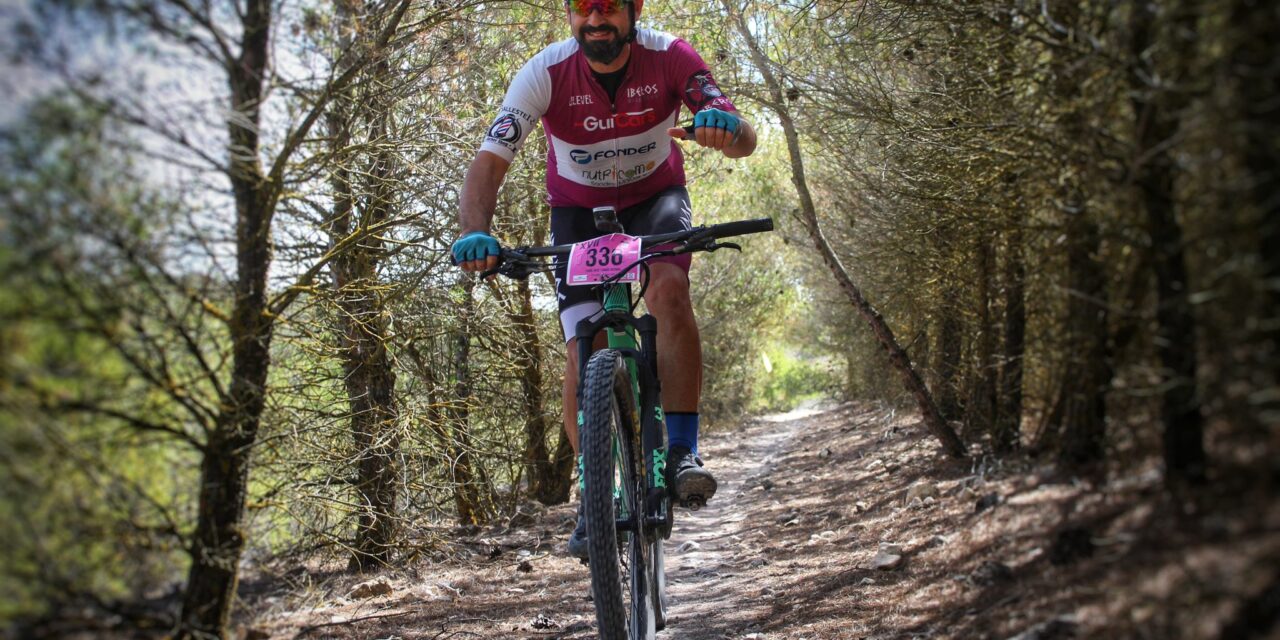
[568,0,633,64]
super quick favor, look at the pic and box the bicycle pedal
[681,496,706,511]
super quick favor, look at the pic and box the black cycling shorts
[550,185,693,342]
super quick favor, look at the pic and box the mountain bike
[483,208,774,640]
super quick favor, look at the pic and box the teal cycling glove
[451,231,499,264]
[693,108,739,134]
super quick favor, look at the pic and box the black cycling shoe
[567,501,589,560]
[667,446,717,509]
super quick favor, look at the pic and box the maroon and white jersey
[480,29,736,210]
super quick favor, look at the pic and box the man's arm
[456,150,511,273]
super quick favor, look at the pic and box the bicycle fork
[574,286,674,542]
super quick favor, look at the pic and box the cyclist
[452,0,757,559]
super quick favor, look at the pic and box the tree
[721,0,965,459]
[1128,0,1206,486]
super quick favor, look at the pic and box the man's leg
[563,341,581,456]
[644,263,717,505]
[643,263,702,414]
[562,339,588,559]
[561,332,610,458]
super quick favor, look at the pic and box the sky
[1,0,56,127]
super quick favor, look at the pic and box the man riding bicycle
[452,0,757,559]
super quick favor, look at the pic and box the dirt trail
[656,404,814,638]
[248,402,1280,640]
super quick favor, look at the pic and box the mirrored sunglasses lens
[572,0,618,15]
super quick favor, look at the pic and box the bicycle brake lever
[671,231,713,255]
[693,240,742,253]
[509,261,546,280]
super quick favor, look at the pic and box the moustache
[581,25,619,36]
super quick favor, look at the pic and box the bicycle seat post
[593,206,624,233]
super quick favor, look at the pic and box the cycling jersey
[479,29,736,211]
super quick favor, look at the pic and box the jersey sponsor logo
[684,70,724,109]
[551,116,674,187]
[579,161,657,184]
[501,106,537,122]
[568,141,658,165]
[569,94,593,106]
[579,108,657,132]
[626,83,659,100]
[487,114,522,143]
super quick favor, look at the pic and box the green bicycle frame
[575,275,674,541]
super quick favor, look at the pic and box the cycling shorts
[550,185,693,343]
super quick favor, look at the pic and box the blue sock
[666,412,699,454]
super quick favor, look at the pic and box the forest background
[0,0,1275,637]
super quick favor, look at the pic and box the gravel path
[658,404,822,638]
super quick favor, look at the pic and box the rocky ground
[238,402,1280,639]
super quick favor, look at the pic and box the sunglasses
[568,0,625,17]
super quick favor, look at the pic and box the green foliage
[754,346,839,412]
[0,282,193,622]
[680,129,820,422]
[0,96,201,622]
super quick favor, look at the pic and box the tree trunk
[340,285,400,569]
[995,217,1026,452]
[335,59,403,570]
[989,8,1025,454]
[546,429,576,502]
[177,1,272,635]
[935,280,963,421]
[501,192,573,505]
[1130,1,1206,486]
[1048,0,1112,474]
[512,277,568,504]
[1227,0,1280,413]
[1057,204,1111,470]
[967,235,998,439]
[449,276,485,525]
[724,0,964,458]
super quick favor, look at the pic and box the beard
[577,24,627,64]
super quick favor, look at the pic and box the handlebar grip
[707,218,775,238]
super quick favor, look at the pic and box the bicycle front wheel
[581,349,656,640]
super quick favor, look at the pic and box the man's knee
[645,265,694,317]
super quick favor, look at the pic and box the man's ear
[633,0,643,17]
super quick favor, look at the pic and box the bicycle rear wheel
[581,349,656,640]
[651,534,667,630]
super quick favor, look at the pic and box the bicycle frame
[572,266,674,542]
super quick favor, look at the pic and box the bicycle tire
[651,534,667,631]
[582,349,656,640]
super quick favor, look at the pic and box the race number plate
[566,233,641,286]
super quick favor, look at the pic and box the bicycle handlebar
[700,217,774,239]
[481,217,775,280]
